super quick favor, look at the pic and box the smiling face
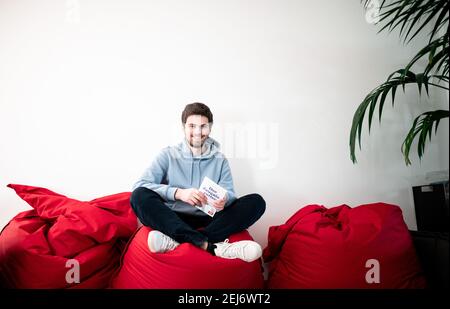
[183,115,211,149]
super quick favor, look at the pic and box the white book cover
[196,176,227,217]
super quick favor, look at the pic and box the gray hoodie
[132,137,237,216]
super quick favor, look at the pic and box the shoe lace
[218,239,245,259]
[162,234,178,250]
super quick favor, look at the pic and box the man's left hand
[211,196,227,211]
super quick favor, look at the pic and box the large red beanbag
[0,184,137,288]
[110,227,264,288]
[263,203,427,289]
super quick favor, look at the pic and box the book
[196,176,227,217]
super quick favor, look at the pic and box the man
[130,102,265,262]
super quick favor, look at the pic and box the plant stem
[428,83,449,90]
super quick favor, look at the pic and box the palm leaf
[429,1,450,42]
[363,0,449,43]
[353,1,449,164]
[350,69,448,163]
[403,36,449,78]
[405,0,442,43]
[350,69,428,163]
[401,110,449,165]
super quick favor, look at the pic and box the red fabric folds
[0,184,137,288]
[263,203,427,289]
[111,227,264,289]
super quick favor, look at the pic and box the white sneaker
[147,230,180,253]
[214,239,262,262]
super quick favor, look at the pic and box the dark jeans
[130,187,266,247]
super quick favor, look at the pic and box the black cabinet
[413,182,449,232]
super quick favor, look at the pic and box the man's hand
[175,188,207,207]
[210,195,227,212]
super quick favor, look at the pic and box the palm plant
[350,0,449,165]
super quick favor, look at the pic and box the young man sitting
[130,102,266,262]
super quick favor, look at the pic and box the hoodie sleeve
[218,158,237,207]
[132,149,177,202]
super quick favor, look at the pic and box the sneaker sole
[147,231,160,253]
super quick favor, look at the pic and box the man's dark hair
[181,102,213,124]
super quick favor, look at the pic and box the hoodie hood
[178,137,223,186]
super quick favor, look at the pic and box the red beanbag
[110,227,264,288]
[0,184,137,288]
[263,203,426,289]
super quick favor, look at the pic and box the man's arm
[132,149,177,202]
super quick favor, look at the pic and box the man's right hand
[175,188,207,207]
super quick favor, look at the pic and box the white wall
[1,0,448,251]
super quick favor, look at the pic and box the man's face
[184,115,211,148]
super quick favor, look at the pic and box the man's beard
[189,137,205,148]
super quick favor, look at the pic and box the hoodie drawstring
[183,137,218,187]
[190,160,193,186]
[198,148,202,187]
